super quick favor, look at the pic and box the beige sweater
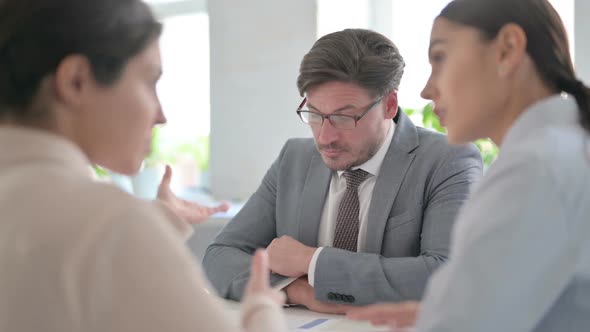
[0,126,287,332]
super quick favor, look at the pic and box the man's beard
[317,137,382,171]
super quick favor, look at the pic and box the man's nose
[317,118,339,143]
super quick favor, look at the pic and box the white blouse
[416,94,590,332]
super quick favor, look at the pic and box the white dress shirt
[415,94,590,332]
[308,121,395,286]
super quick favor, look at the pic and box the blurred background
[98,0,584,208]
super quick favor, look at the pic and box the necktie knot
[343,168,370,189]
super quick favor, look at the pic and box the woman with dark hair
[348,0,590,331]
[0,0,286,331]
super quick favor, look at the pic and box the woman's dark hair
[440,0,590,135]
[0,0,162,118]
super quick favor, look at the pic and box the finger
[348,304,417,329]
[159,165,173,189]
[369,318,395,326]
[213,202,230,213]
[266,238,276,250]
[182,201,227,216]
[207,204,227,214]
[310,301,350,315]
[346,304,403,320]
[249,249,270,291]
[269,289,286,305]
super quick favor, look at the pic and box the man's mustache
[318,143,348,151]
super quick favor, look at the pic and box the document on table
[223,296,414,332]
[273,276,297,291]
[291,317,394,331]
[277,305,413,331]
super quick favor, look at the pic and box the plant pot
[109,173,134,194]
[131,165,164,199]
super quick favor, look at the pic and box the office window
[157,12,211,191]
[549,0,575,62]
[388,0,451,109]
[318,0,575,109]
[112,1,211,199]
[390,0,574,109]
[316,0,451,109]
[317,0,370,37]
[146,1,210,194]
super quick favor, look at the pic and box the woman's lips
[434,106,447,126]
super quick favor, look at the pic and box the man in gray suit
[203,29,482,313]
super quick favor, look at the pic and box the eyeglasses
[296,96,384,130]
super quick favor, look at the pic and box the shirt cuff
[307,247,324,287]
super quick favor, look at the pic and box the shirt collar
[337,120,395,177]
[502,93,579,148]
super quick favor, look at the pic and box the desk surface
[224,300,402,332]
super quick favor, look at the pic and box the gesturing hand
[157,165,229,224]
[244,249,286,305]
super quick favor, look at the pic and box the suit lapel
[298,153,331,247]
[365,111,419,254]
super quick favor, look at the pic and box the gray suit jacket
[203,111,482,305]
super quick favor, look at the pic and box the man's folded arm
[312,144,482,305]
[203,144,290,300]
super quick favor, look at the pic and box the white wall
[575,0,590,83]
[150,0,206,17]
[208,0,316,200]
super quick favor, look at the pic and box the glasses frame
[296,96,384,130]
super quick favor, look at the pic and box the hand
[346,301,420,330]
[244,249,286,305]
[266,235,316,277]
[157,165,229,224]
[284,277,350,314]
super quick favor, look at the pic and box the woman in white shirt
[348,0,590,331]
[0,0,287,331]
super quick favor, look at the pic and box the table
[224,300,406,332]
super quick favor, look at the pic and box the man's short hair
[297,29,405,98]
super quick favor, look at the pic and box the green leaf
[93,165,109,178]
[402,103,498,167]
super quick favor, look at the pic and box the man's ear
[53,55,95,108]
[495,23,528,79]
[384,90,399,119]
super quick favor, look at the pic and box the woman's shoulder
[495,123,590,211]
[51,176,158,218]
[501,122,588,171]
[534,124,588,176]
[77,180,176,234]
[28,173,175,247]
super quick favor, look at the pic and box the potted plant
[130,127,175,199]
[171,135,210,190]
[403,103,498,168]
